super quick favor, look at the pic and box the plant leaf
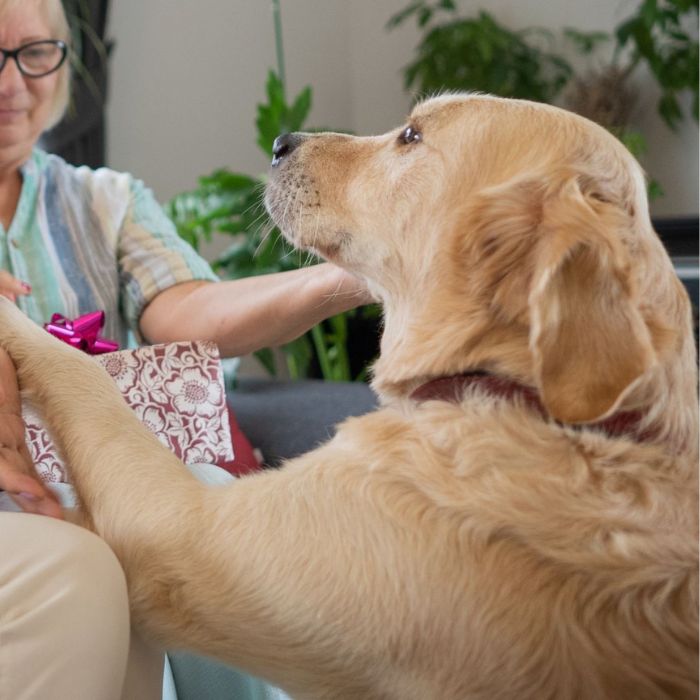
[386,1,424,30]
[253,347,277,376]
[288,86,313,132]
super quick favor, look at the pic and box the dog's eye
[398,125,422,146]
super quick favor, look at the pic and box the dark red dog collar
[410,372,654,443]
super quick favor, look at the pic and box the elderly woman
[0,0,368,698]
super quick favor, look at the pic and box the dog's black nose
[272,133,303,166]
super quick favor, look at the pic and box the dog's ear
[528,175,658,424]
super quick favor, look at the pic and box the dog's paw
[0,298,56,362]
[0,297,34,329]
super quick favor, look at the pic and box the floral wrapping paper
[23,341,234,483]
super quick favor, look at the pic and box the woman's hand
[0,348,63,519]
[323,265,375,307]
[0,270,31,303]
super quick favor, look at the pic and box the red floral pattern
[23,341,234,483]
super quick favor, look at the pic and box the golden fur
[0,93,697,698]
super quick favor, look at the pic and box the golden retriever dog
[0,93,697,699]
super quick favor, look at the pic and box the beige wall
[107,0,698,225]
[107,0,350,208]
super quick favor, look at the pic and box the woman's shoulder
[32,148,137,213]
[35,149,132,189]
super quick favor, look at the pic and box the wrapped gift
[23,340,234,483]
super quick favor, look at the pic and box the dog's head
[265,94,695,429]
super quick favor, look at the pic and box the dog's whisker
[253,223,275,258]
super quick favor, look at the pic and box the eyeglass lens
[1,41,66,77]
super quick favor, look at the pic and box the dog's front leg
[0,300,391,695]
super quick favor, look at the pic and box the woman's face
[0,1,60,167]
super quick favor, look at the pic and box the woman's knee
[51,518,130,628]
[0,514,132,699]
[0,513,130,647]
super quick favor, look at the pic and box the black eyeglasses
[0,40,68,78]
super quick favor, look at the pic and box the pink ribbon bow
[44,311,119,355]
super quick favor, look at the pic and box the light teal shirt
[1,148,217,347]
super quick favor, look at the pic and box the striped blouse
[1,148,217,349]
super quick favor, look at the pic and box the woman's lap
[0,464,288,700]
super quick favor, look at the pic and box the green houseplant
[387,0,698,196]
[564,0,697,195]
[386,1,573,103]
[166,2,378,381]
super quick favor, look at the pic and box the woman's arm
[139,263,371,358]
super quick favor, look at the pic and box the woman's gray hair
[0,0,72,130]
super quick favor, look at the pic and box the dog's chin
[277,223,352,265]
[307,238,346,263]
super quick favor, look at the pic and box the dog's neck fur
[371,302,533,400]
[371,306,698,459]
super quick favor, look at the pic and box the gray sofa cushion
[229,378,378,467]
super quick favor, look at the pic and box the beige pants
[0,511,163,700]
